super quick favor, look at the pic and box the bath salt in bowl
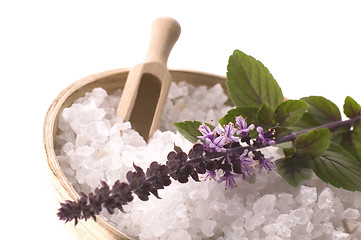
[44,68,361,240]
[44,68,230,239]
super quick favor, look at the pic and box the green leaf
[290,112,321,131]
[173,121,211,143]
[312,143,361,191]
[283,147,296,158]
[282,148,313,169]
[336,130,361,163]
[295,128,330,157]
[301,96,341,124]
[227,50,284,108]
[274,127,293,140]
[288,152,313,169]
[354,119,361,132]
[276,158,313,187]
[219,107,258,126]
[275,100,308,127]
[256,103,276,128]
[344,96,361,118]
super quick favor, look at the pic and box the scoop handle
[144,17,181,66]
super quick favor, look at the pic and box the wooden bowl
[43,68,229,239]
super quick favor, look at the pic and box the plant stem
[276,115,361,144]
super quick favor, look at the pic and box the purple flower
[205,135,227,152]
[217,171,241,190]
[258,155,276,173]
[223,123,240,144]
[198,123,216,142]
[238,149,256,178]
[235,116,255,136]
[256,126,276,146]
[204,170,217,181]
[198,123,226,152]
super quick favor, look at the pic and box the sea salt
[342,208,360,220]
[55,81,361,240]
[318,187,334,209]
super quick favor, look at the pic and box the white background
[1,1,361,239]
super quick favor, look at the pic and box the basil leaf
[290,112,321,131]
[219,106,258,126]
[275,100,308,127]
[344,96,361,118]
[227,50,283,108]
[256,103,276,128]
[294,128,330,158]
[173,121,212,143]
[276,158,313,187]
[312,143,361,191]
[336,130,361,163]
[301,96,341,124]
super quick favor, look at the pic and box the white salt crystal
[87,88,108,106]
[263,223,280,234]
[291,223,311,239]
[62,142,75,156]
[174,204,188,220]
[306,221,314,233]
[276,214,293,229]
[278,193,294,206]
[290,207,312,225]
[75,167,87,184]
[105,170,121,185]
[333,197,345,216]
[85,170,104,188]
[167,229,192,240]
[265,233,283,240]
[342,208,360,220]
[69,154,85,170]
[150,224,166,237]
[206,109,216,122]
[246,194,256,207]
[277,225,292,238]
[231,217,245,230]
[84,120,110,143]
[331,230,351,240]
[201,219,217,237]
[189,187,209,200]
[76,146,95,156]
[342,219,360,233]
[296,185,317,205]
[323,222,334,234]
[230,228,245,239]
[253,194,276,215]
[311,224,324,238]
[244,214,266,231]
[318,187,334,209]
[75,134,89,147]
[312,207,335,224]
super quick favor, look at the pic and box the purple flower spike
[258,155,276,173]
[217,171,240,190]
[223,123,240,144]
[235,116,255,136]
[256,126,276,146]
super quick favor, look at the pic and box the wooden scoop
[116,17,181,141]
